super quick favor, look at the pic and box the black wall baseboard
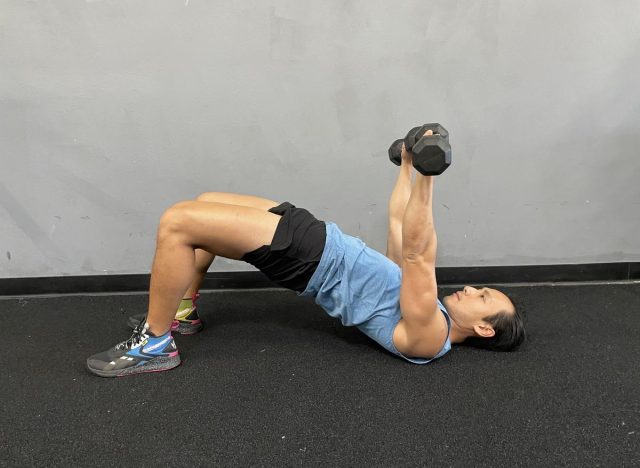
[438,262,638,284]
[1,262,638,296]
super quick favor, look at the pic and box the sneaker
[127,294,203,335]
[86,322,181,378]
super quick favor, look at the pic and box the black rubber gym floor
[1,283,639,467]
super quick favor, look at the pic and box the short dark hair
[463,298,526,352]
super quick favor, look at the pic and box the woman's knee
[158,201,194,237]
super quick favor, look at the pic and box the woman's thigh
[161,201,282,260]
[195,192,280,212]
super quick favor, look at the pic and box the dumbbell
[388,123,452,176]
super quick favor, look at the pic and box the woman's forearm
[402,174,436,258]
[387,159,413,225]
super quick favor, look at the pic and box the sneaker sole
[127,317,204,335]
[174,320,203,335]
[87,354,182,378]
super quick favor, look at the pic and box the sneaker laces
[115,320,150,351]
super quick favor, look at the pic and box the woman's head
[442,286,526,351]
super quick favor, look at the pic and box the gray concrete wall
[1,0,639,279]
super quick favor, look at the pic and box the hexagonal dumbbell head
[404,123,449,152]
[388,139,404,166]
[403,126,424,152]
[412,135,451,176]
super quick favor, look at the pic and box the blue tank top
[298,222,452,364]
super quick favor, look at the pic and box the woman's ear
[473,322,495,338]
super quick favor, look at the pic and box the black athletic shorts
[240,202,326,292]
